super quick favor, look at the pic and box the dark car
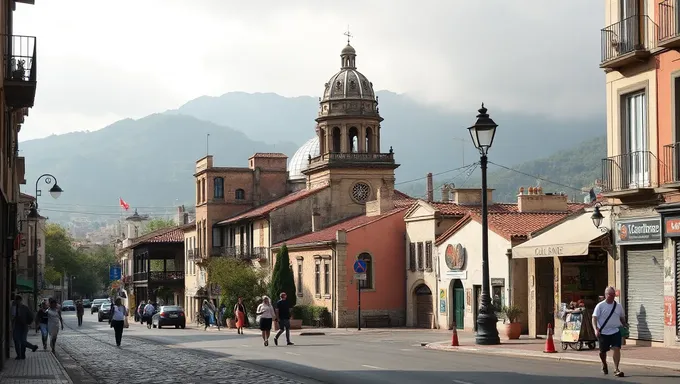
[98,302,112,322]
[152,305,186,329]
[82,299,92,308]
[61,300,76,311]
[91,299,108,314]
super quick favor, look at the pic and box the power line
[487,161,583,192]
[394,162,480,186]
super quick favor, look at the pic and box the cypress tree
[269,244,297,307]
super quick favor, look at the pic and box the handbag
[618,325,629,338]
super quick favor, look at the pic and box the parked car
[82,299,92,308]
[152,305,186,329]
[91,299,108,314]
[61,300,76,311]
[98,302,112,322]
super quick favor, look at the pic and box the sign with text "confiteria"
[615,217,662,245]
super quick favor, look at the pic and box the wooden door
[415,285,433,328]
[454,288,465,329]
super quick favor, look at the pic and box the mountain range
[20,91,605,224]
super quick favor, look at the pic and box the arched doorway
[414,284,433,328]
[449,279,464,330]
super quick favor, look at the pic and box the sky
[14,0,603,141]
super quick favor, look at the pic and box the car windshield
[101,303,111,309]
[83,299,91,303]
[162,306,182,312]
[63,301,74,305]
[93,299,106,304]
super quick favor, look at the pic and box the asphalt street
[56,311,680,384]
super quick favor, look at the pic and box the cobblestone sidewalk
[57,325,305,384]
[0,332,72,384]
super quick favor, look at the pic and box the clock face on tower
[351,182,371,203]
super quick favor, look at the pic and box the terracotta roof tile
[274,207,408,247]
[127,226,185,249]
[250,153,288,158]
[218,185,329,225]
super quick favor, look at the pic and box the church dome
[288,137,320,181]
[321,43,375,102]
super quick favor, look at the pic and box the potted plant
[500,305,523,340]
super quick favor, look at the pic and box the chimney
[176,205,185,225]
[426,173,434,202]
[517,186,568,212]
[450,188,493,205]
[311,207,321,232]
[441,184,450,202]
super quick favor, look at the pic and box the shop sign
[665,296,676,326]
[665,216,680,238]
[615,217,662,245]
[491,278,505,286]
[533,245,565,257]
[439,289,447,314]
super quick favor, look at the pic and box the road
[54,311,680,384]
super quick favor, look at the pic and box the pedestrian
[273,292,293,346]
[35,301,49,350]
[136,302,144,323]
[47,298,64,353]
[592,286,628,377]
[143,300,155,329]
[202,300,212,331]
[75,299,84,326]
[256,296,276,346]
[109,297,128,347]
[10,295,38,359]
[234,297,247,335]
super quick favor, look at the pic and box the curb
[299,332,326,336]
[423,342,680,372]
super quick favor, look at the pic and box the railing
[309,152,395,165]
[133,271,184,282]
[213,246,269,260]
[601,151,658,192]
[601,15,657,64]
[133,272,147,282]
[663,143,680,184]
[2,34,36,83]
[659,0,680,41]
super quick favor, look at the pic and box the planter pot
[505,322,521,340]
[226,318,236,329]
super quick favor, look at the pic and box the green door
[454,288,465,329]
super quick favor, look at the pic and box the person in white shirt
[256,296,276,346]
[592,286,628,377]
[109,298,128,347]
[143,301,155,328]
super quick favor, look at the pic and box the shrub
[291,305,332,325]
[268,245,296,308]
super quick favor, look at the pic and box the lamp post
[467,103,500,345]
[591,203,609,233]
[28,174,63,310]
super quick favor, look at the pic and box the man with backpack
[11,295,38,359]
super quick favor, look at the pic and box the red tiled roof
[393,189,417,208]
[250,153,288,158]
[218,185,329,225]
[274,207,408,247]
[126,226,185,249]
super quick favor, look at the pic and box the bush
[208,257,267,322]
[268,245,297,308]
[292,305,331,326]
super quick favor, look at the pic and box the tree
[142,218,176,234]
[269,244,296,308]
[208,257,267,316]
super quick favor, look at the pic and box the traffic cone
[544,323,557,353]
[451,322,459,347]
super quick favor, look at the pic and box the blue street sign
[109,265,121,281]
[353,259,367,274]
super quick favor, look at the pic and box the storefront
[513,210,613,337]
[614,216,664,342]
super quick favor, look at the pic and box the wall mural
[445,243,466,270]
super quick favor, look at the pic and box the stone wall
[337,308,406,328]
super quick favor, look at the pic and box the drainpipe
[506,248,513,307]
[331,243,337,328]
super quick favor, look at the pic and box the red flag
[119,197,130,211]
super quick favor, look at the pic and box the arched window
[349,127,359,153]
[319,129,326,154]
[357,253,373,290]
[235,188,245,200]
[365,127,373,153]
[213,177,224,199]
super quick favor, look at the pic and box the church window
[351,182,371,204]
[332,127,341,152]
[349,80,356,90]
[336,81,342,90]
[235,188,245,200]
[349,127,359,152]
[365,127,373,153]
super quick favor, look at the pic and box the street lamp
[467,103,500,345]
[591,203,609,233]
[30,174,63,310]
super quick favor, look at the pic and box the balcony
[212,246,269,261]
[601,151,660,197]
[663,143,680,186]
[133,271,184,282]
[659,0,680,48]
[2,34,37,108]
[600,15,657,70]
[308,152,395,169]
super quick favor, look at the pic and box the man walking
[76,299,84,326]
[592,286,627,377]
[11,295,38,359]
[274,292,293,346]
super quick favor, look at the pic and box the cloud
[13,0,604,139]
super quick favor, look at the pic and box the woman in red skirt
[234,297,247,334]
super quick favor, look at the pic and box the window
[409,242,416,272]
[324,260,330,295]
[212,227,222,247]
[417,242,424,271]
[315,260,321,296]
[622,90,649,188]
[492,285,504,311]
[297,259,303,296]
[213,177,224,199]
[425,241,433,271]
[357,253,373,290]
[235,188,245,200]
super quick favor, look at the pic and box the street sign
[109,265,121,281]
[354,273,367,281]
[353,260,367,274]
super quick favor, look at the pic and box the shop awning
[15,277,33,293]
[512,209,611,259]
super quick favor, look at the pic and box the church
[183,39,415,327]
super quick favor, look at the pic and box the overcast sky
[14,0,602,141]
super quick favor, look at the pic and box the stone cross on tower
[344,26,353,44]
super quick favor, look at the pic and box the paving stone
[0,332,71,384]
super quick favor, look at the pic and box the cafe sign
[615,217,662,245]
[664,216,680,238]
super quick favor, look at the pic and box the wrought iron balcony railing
[601,151,659,193]
[212,246,269,260]
[133,271,185,282]
[659,0,680,47]
[663,143,680,184]
[600,15,657,68]
[2,34,37,108]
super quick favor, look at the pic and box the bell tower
[303,36,399,212]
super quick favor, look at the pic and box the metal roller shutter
[625,248,664,342]
[676,243,680,335]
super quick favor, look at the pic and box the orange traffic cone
[451,322,459,347]
[544,323,557,353]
